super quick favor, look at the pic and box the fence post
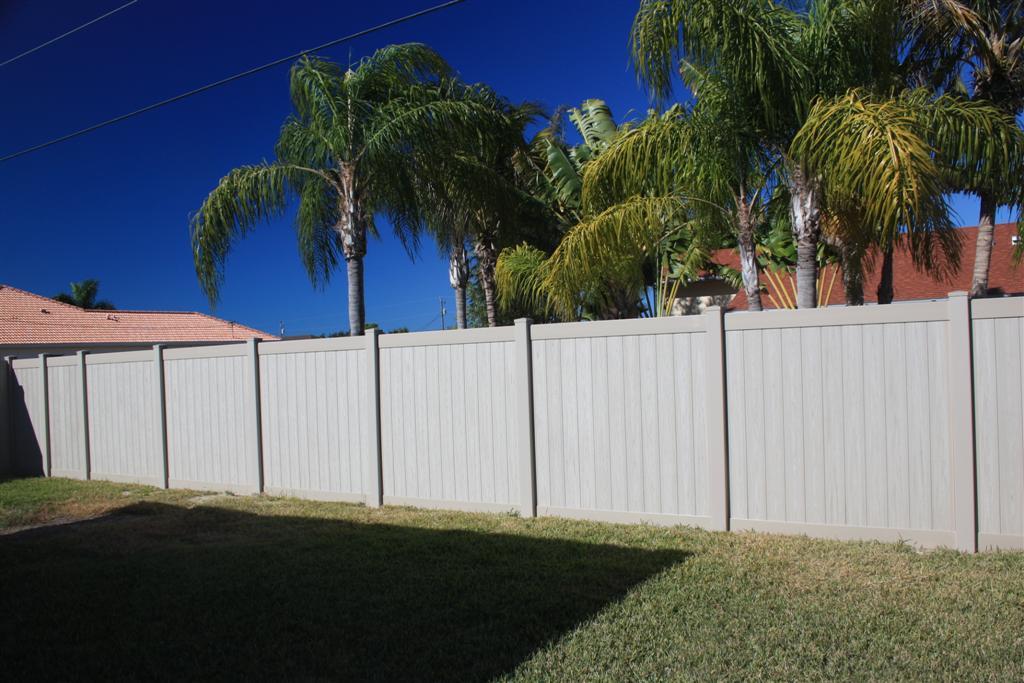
[0,356,9,475]
[365,328,384,508]
[703,306,729,531]
[247,338,265,493]
[514,318,537,517]
[78,351,91,481]
[947,291,978,553]
[154,345,170,489]
[38,353,51,478]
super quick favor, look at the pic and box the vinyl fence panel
[530,317,711,526]
[163,347,257,494]
[86,352,163,485]
[724,302,956,547]
[10,360,44,475]
[45,357,86,479]
[258,339,369,502]
[378,329,519,512]
[972,298,1024,550]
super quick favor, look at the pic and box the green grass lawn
[1,477,1022,681]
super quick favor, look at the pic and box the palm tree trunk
[338,163,367,335]
[876,242,894,304]
[454,285,467,329]
[840,244,864,306]
[969,192,998,298]
[448,243,469,329]
[474,235,498,328]
[736,197,763,312]
[788,164,822,309]
[346,257,364,336]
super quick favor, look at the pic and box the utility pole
[439,297,447,330]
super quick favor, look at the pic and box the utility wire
[0,0,468,163]
[0,0,139,68]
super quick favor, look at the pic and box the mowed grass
[1,478,1022,681]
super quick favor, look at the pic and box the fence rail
[2,292,1022,552]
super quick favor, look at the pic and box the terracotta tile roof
[714,223,1023,310]
[0,284,278,346]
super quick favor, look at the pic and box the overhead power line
[0,0,468,163]
[0,0,139,68]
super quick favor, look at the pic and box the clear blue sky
[0,0,998,336]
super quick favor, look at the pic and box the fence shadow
[0,502,687,681]
[6,379,43,476]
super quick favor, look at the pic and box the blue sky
[0,0,1001,336]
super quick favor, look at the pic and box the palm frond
[276,116,337,170]
[294,176,344,287]
[347,43,452,98]
[495,244,551,315]
[544,195,686,319]
[580,108,697,214]
[289,56,345,126]
[360,82,508,165]
[795,87,1024,242]
[631,0,805,129]
[191,163,298,303]
[792,89,952,245]
[911,90,1024,198]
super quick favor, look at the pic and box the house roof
[0,284,278,346]
[715,223,1023,310]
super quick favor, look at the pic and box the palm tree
[495,105,732,321]
[54,279,115,310]
[448,243,470,329]
[564,103,764,312]
[792,87,1022,302]
[408,98,547,327]
[496,100,658,320]
[906,0,1024,296]
[633,0,1023,307]
[631,0,911,308]
[191,44,503,335]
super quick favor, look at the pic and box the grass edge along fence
[2,291,1022,553]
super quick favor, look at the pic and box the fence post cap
[514,317,532,326]
[948,291,969,299]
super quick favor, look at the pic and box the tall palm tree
[191,44,503,335]
[568,102,768,312]
[53,279,115,310]
[906,0,1024,296]
[792,87,1022,300]
[631,0,908,308]
[409,98,546,327]
[449,242,470,328]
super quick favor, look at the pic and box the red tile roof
[0,284,278,346]
[717,223,1023,310]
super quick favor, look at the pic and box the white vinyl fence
[971,298,1024,549]
[2,292,1021,552]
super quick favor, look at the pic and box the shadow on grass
[0,502,687,681]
